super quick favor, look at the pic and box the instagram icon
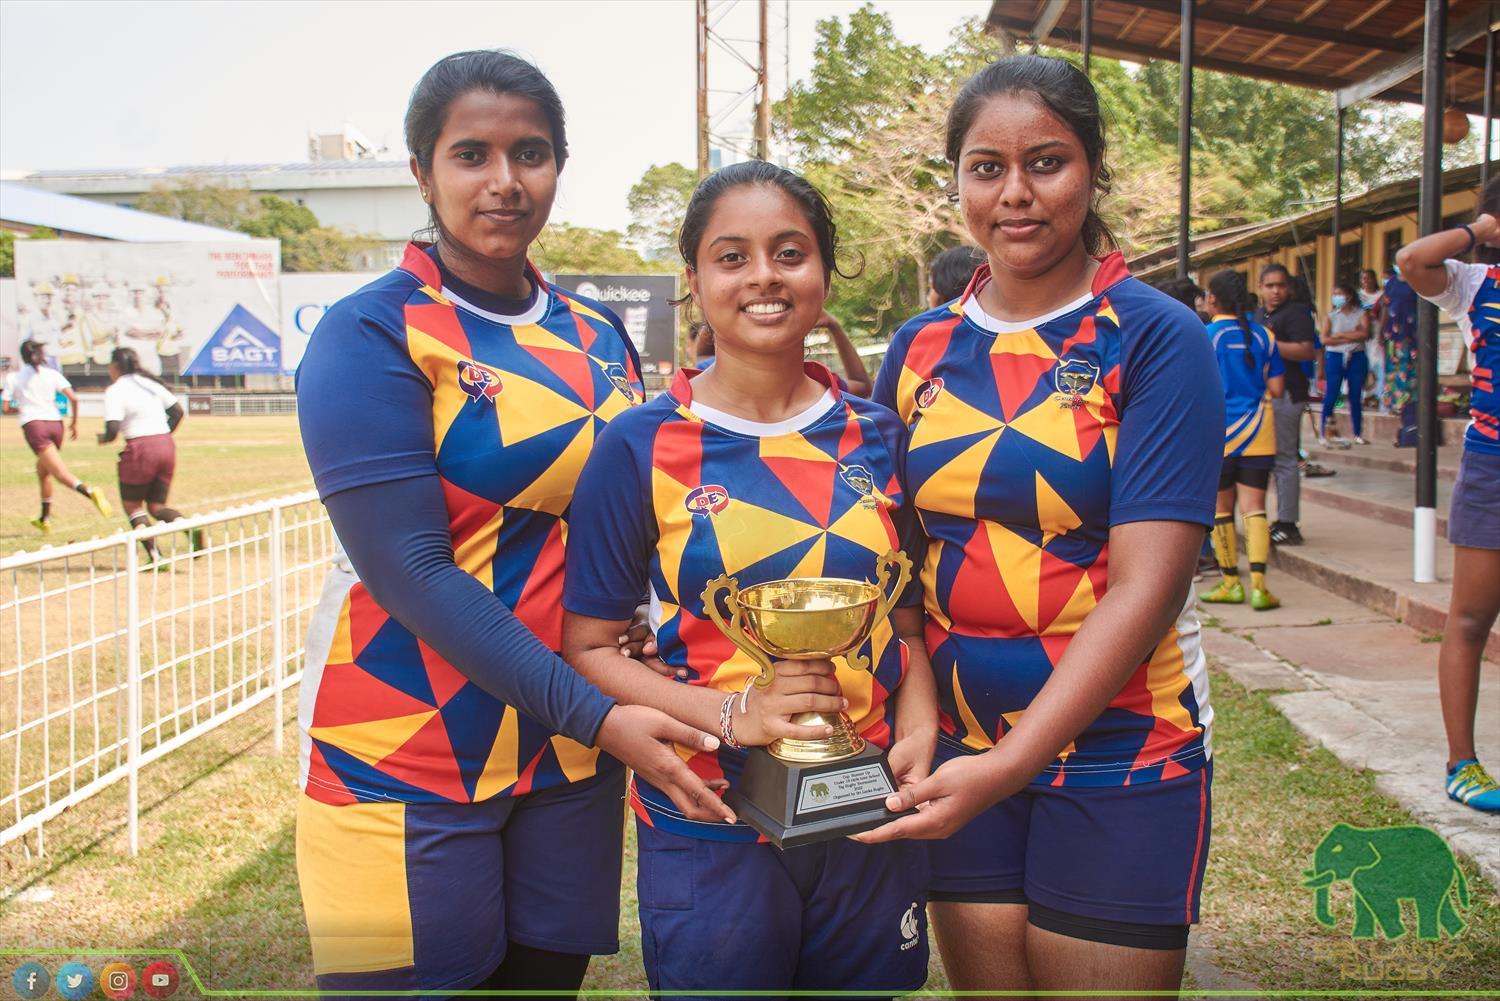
[100,962,136,1000]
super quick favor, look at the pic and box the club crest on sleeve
[915,377,944,410]
[1054,358,1099,410]
[840,464,880,508]
[685,484,730,516]
[603,362,639,403]
[457,359,504,403]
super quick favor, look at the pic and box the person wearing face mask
[1318,282,1372,446]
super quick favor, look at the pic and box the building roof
[988,0,1497,115]
[1127,161,1487,280]
[0,182,249,242]
[5,160,416,194]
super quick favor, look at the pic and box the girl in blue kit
[562,161,938,998]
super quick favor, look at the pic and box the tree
[135,182,380,271]
[626,163,697,260]
[530,224,674,275]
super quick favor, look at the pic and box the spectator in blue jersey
[293,50,731,998]
[1199,270,1285,611]
[858,56,1222,996]
[1255,263,1319,545]
[1395,178,1500,813]
[928,245,986,306]
[562,161,938,997]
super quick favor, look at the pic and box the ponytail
[1208,270,1258,374]
[109,347,170,389]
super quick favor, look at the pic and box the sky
[0,0,985,233]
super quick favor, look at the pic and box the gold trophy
[701,549,916,847]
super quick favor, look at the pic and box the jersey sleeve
[562,411,657,621]
[871,317,917,414]
[102,384,124,424]
[296,285,438,500]
[1109,296,1223,528]
[49,369,73,393]
[1426,260,1490,326]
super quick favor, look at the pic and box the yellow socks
[1245,510,1270,591]
[1211,513,1239,582]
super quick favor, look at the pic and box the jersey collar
[398,241,547,299]
[959,249,1131,307]
[669,360,843,409]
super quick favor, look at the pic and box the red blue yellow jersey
[564,364,921,841]
[874,253,1222,788]
[1427,261,1500,455]
[1206,314,1283,458]
[296,243,642,805]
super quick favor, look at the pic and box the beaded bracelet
[719,693,744,749]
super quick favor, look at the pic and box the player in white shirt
[97,347,196,565]
[2,340,113,532]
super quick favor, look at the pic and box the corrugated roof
[0,182,250,242]
[20,160,412,180]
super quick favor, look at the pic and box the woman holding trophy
[861,56,1223,994]
[563,161,938,997]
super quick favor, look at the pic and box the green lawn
[1,414,312,554]
[3,664,1494,996]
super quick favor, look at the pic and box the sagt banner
[13,240,281,376]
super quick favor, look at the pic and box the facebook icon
[12,962,50,999]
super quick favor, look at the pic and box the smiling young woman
[293,50,729,998]
[560,161,938,997]
[862,55,1225,994]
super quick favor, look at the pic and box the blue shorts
[1449,448,1500,550]
[296,763,626,995]
[928,742,1211,945]
[636,819,930,998]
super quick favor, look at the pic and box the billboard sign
[552,274,677,376]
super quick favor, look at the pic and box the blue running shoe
[1446,759,1500,812]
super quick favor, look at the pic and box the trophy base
[724,742,915,849]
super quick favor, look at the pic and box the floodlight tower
[695,0,782,177]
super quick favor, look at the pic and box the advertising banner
[13,240,280,377]
[552,273,678,376]
[279,272,381,373]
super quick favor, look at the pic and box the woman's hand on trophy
[885,725,938,792]
[850,749,1021,843]
[735,658,847,746]
[594,704,737,824]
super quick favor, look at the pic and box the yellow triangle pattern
[309,711,436,768]
[453,507,504,586]
[1007,401,1083,461]
[474,706,521,800]
[407,325,472,448]
[509,419,594,515]
[1043,565,1100,637]
[788,534,828,580]
[913,428,1002,519]
[510,320,585,355]
[1142,632,1196,734]
[989,328,1057,360]
[983,519,1041,633]
[909,388,1007,451]
[951,664,993,751]
[712,498,824,576]
[1034,471,1083,535]
[826,498,900,554]
[550,735,602,784]
[497,372,592,448]
[652,465,697,603]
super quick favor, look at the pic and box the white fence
[1,492,332,855]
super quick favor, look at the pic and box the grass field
[1,664,1495,996]
[1,415,313,555]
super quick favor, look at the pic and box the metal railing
[0,492,332,856]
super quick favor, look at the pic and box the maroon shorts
[118,433,176,503]
[22,420,64,454]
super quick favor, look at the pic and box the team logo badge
[915,377,944,410]
[603,361,638,403]
[840,464,880,509]
[1054,358,1099,410]
[685,484,730,516]
[457,359,503,403]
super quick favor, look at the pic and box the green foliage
[0,226,58,278]
[626,162,697,261]
[134,183,380,271]
[531,223,673,275]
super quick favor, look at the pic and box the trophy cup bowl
[701,549,916,847]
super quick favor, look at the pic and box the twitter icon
[57,962,94,1000]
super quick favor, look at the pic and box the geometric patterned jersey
[1458,263,1500,454]
[874,252,1223,788]
[298,244,643,805]
[564,363,919,840]
[1206,314,1283,459]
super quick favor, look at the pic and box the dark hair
[405,50,568,173]
[687,320,715,357]
[1158,277,1204,312]
[19,340,46,368]
[1259,262,1292,283]
[1477,176,1500,265]
[1209,269,1258,374]
[1333,281,1357,303]
[110,347,170,389]
[1360,268,1379,284]
[944,55,1115,255]
[675,161,853,298]
[929,246,985,302]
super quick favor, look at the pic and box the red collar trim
[669,360,843,409]
[398,241,547,297]
[959,249,1132,308]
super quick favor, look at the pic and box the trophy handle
[701,574,776,687]
[847,549,914,673]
